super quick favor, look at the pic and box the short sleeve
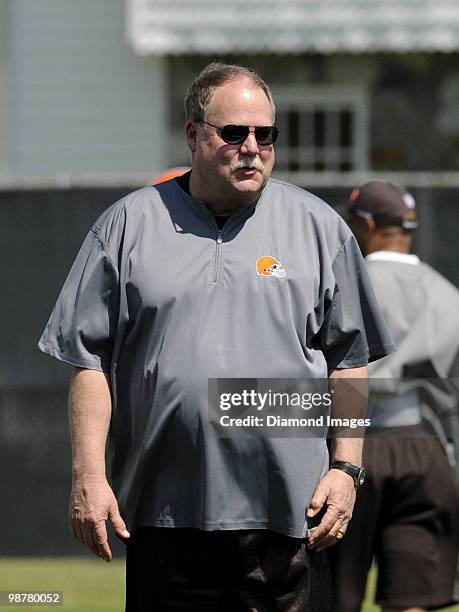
[319,236,395,370]
[38,228,119,372]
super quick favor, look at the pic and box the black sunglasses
[198,120,279,145]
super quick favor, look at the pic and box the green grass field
[0,559,124,612]
[1,558,458,611]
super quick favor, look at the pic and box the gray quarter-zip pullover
[39,178,393,538]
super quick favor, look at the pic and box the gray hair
[184,62,276,123]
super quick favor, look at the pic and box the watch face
[358,468,366,486]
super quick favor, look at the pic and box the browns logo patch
[256,256,286,278]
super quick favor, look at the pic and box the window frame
[272,85,370,172]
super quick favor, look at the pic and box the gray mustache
[230,158,264,172]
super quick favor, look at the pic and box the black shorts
[125,527,333,611]
[328,427,459,611]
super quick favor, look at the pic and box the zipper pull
[216,230,223,244]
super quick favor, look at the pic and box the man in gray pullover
[39,63,393,611]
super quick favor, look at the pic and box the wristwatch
[330,461,365,488]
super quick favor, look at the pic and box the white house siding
[0,0,9,175]
[7,0,167,179]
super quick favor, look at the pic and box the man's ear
[185,121,198,153]
[349,217,375,256]
[363,217,376,234]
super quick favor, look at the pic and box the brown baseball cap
[346,181,418,230]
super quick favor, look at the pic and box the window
[272,86,369,172]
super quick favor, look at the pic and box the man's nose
[239,131,260,155]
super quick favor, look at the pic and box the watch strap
[330,460,365,487]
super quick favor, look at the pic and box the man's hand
[69,475,130,562]
[306,469,356,552]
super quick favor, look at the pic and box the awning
[127,0,459,56]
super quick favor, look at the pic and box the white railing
[2,171,459,191]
